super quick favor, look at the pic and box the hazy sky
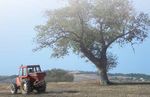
[0,0,150,75]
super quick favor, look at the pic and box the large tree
[34,0,150,85]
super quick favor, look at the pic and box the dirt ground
[1,82,150,97]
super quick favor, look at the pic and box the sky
[0,0,150,75]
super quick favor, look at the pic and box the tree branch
[80,42,100,65]
[105,31,130,49]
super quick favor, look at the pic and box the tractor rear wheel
[21,80,31,94]
[10,83,17,94]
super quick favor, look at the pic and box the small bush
[45,69,74,82]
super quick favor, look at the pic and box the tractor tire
[37,81,46,93]
[10,83,17,94]
[21,80,31,94]
[41,81,46,92]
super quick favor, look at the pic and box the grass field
[0,81,150,97]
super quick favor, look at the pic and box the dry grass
[0,81,150,97]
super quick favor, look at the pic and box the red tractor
[10,65,46,94]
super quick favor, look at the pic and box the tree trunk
[99,67,110,85]
[97,52,110,85]
[80,44,110,85]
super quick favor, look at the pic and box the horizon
[0,0,150,75]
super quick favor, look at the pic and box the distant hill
[70,71,150,82]
[109,73,150,80]
[0,75,17,83]
[0,71,150,83]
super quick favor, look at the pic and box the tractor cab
[28,65,41,73]
[19,65,41,76]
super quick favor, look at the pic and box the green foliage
[45,69,74,82]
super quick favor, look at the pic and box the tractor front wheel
[41,81,46,93]
[21,80,31,94]
[37,81,46,93]
[10,83,17,94]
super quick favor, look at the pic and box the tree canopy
[34,0,150,85]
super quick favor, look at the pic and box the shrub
[45,69,74,82]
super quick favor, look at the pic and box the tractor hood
[29,72,46,81]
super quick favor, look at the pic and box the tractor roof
[20,65,40,68]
